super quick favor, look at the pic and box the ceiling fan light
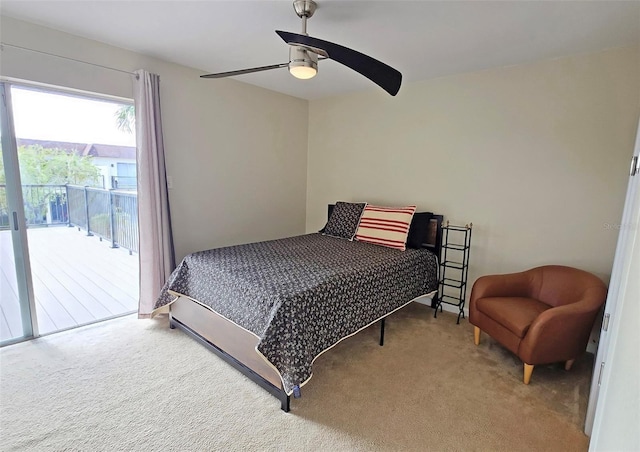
[289,65,317,79]
[289,46,318,79]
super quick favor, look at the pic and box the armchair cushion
[476,297,551,338]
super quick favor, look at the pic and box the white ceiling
[1,1,639,100]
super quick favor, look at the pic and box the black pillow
[323,201,366,240]
[406,212,433,248]
[319,204,335,233]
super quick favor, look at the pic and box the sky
[10,86,136,147]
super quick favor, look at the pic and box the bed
[155,205,444,411]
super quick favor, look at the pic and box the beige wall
[0,16,309,262]
[307,47,640,287]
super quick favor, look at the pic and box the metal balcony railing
[0,184,68,228]
[0,184,139,254]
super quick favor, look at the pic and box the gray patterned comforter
[155,233,438,394]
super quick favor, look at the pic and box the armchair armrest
[519,301,602,365]
[470,270,536,302]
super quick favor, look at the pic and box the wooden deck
[0,227,138,341]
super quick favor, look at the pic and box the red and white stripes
[355,205,416,251]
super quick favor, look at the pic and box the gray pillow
[323,201,366,240]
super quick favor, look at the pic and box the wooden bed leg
[473,326,480,345]
[379,318,385,346]
[565,359,575,371]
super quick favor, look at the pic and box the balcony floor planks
[35,234,137,313]
[29,254,114,319]
[0,227,138,341]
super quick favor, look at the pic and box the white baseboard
[415,295,470,319]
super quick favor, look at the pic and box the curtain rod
[0,42,139,79]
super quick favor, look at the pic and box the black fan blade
[276,30,402,96]
[201,63,289,79]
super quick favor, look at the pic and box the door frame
[584,117,640,434]
[0,82,39,344]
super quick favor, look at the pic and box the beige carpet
[0,303,591,451]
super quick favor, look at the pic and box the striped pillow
[355,205,417,251]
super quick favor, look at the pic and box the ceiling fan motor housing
[293,0,317,18]
[289,45,318,79]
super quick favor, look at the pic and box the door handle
[12,211,19,231]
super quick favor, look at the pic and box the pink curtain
[133,70,175,318]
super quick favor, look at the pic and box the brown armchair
[469,265,607,384]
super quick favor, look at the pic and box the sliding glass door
[0,81,139,345]
[0,83,38,343]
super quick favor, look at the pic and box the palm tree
[115,105,135,134]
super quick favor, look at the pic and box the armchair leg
[523,364,534,384]
[474,326,480,345]
[565,359,575,371]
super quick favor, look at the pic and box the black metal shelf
[435,221,472,324]
[442,225,469,232]
[441,278,466,289]
[439,294,464,306]
[442,244,467,251]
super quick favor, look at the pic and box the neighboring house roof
[17,138,136,160]
[17,138,86,154]
[83,143,136,159]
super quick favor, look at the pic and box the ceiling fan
[200,0,402,96]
